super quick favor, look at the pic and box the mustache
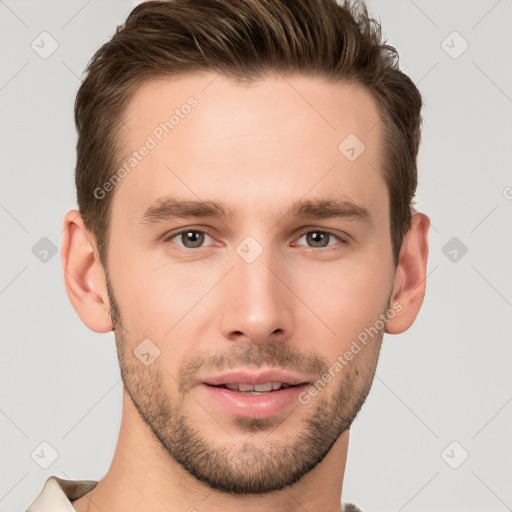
[178,341,330,393]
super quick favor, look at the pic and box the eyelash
[163,228,347,252]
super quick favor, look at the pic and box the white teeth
[238,383,255,392]
[253,382,273,392]
[223,382,285,392]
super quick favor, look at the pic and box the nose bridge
[219,236,292,344]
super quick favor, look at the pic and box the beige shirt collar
[26,476,98,512]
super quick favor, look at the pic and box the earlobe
[385,212,430,335]
[60,210,114,333]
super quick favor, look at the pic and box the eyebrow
[139,195,373,228]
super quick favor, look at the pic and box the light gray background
[1,0,511,511]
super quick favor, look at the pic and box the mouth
[201,369,311,418]
[205,381,301,394]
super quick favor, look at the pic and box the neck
[74,390,350,512]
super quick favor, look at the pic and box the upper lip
[203,368,310,386]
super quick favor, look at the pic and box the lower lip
[202,384,308,419]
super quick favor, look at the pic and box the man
[27,0,429,510]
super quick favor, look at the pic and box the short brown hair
[74,0,422,268]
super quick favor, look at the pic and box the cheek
[108,244,221,345]
[293,257,391,352]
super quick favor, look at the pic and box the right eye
[164,229,215,250]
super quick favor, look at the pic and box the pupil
[307,231,328,247]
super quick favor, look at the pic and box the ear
[60,210,114,333]
[385,212,430,334]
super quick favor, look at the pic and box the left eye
[295,230,342,249]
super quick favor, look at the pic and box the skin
[61,72,429,512]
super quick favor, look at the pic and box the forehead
[122,72,381,152]
[113,72,386,223]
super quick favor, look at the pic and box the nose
[218,246,294,346]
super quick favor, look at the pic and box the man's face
[104,73,396,494]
